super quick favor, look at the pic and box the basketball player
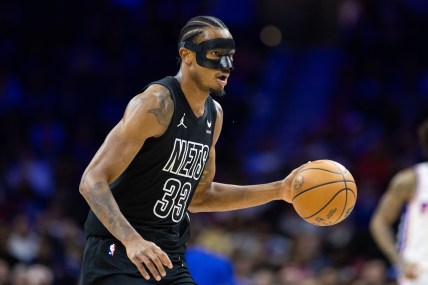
[79,16,303,285]
[370,118,428,285]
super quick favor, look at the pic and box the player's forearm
[79,179,139,243]
[189,181,285,212]
[370,217,400,264]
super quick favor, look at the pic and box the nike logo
[207,120,212,128]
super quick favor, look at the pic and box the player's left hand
[281,163,309,203]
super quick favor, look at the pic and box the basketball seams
[335,161,348,223]
[302,189,356,224]
[329,160,353,224]
[298,167,344,175]
[333,192,348,224]
[335,161,354,224]
[293,185,357,203]
[292,180,356,201]
[303,188,350,219]
[293,185,356,220]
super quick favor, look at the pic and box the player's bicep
[83,124,144,185]
[83,88,173,185]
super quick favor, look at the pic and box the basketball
[291,159,357,226]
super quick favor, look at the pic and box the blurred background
[1,0,428,284]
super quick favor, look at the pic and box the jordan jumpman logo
[177,113,187,128]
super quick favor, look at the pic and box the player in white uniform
[370,118,428,285]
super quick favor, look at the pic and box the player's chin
[209,87,226,97]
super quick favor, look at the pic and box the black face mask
[179,38,235,71]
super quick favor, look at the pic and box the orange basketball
[291,159,357,226]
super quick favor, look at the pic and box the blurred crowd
[1,0,428,284]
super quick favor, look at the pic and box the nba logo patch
[109,243,116,256]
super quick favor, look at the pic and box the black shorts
[80,236,197,285]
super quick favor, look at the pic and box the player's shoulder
[392,167,417,185]
[134,83,173,107]
[122,83,174,134]
[126,84,174,117]
[389,167,417,199]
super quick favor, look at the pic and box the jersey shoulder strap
[142,76,178,96]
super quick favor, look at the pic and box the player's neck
[174,72,207,118]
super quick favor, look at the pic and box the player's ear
[179,48,192,64]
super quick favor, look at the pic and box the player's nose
[219,56,234,71]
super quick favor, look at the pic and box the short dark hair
[178,16,229,46]
[418,119,428,158]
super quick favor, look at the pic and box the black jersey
[84,76,217,255]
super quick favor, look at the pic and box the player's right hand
[124,235,173,281]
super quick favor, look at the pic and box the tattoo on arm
[93,181,107,192]
[86,181,134,238]
[148,94,172,127]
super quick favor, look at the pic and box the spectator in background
[370,118,428,285]
[26,264,54,285]
[351,259,391,285]
[0,259,10,285]
[9,263,54,285]
[6,215,40,264]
